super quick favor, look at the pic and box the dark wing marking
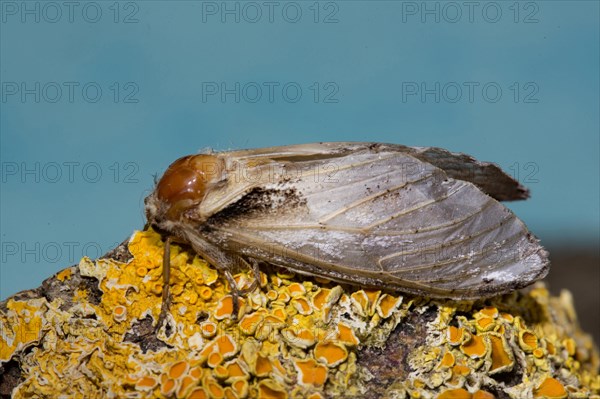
[406,146,529,201]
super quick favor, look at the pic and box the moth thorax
[156,154,224,221]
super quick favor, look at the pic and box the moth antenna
[199,146,215,155]
[225,137,249,151]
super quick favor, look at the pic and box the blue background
[1,1,598,301]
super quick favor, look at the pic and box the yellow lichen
[376,293,402,319]
[479,306,498,319]
[488,333,514,373]
[474,316,495,332]
[336,322,360,347]
[1,229,598,399]
[287,282,306,297]
[0,298,45,362]
[215,295,244,320]
[188,387,209,399]
[239,312,264,336]
[113,305,127,322]
[534,377,568,399]
[294,358,328,387]
[254,354,272,377]
[257,379,287,399]
[281,327,316,349]
[200,321,218,338]
[564,338,577,357]
[437,388,471,399]
[461,334,487,358]
[136,376,158,390]
[447,326,465,345]
[520,330,539,352]
[350,290,370,317]
[181,375,199,396]
[56,267,73,281]
[291,297,313,315]
[314,341,348,367]
[439,351,455,368]
[231,378,249,397]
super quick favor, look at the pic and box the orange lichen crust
[1,229,598,399]
[404,293,600,399]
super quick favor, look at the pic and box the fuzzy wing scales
[203,143,548,299]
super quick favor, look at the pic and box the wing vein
[364,180,465,230]
[318,173,435,223]
[380,212,517,271]
[237,198,494,235]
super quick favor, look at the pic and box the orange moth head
[145,154,225,226]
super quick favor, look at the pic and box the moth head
[145,154,225,227]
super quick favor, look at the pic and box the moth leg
[220,268,244,320]
[182,230,260,320]
[220,257,262,319]
[156,236,172,331]
[235,257,261,295]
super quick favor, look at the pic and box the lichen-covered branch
[1,230,598,398]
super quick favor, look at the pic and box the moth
[144,142,549,324]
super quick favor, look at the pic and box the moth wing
[405,146,530,201]
[199,142,528,217]
[202,142,548,299]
